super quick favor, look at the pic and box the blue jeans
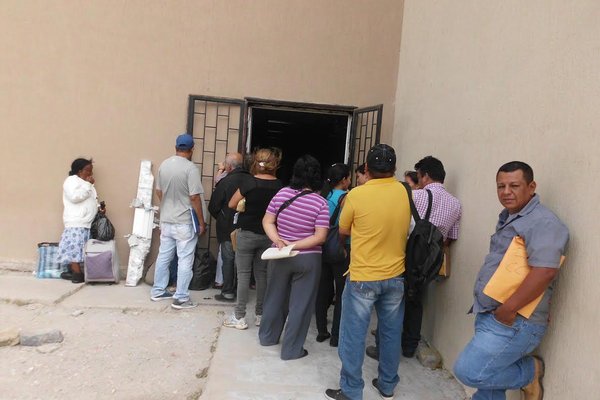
[453,313,547,400]
[338,276,405,400]
[151,223,198,302]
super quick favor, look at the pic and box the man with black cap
[150,133,207,309]
[326,144,412,400]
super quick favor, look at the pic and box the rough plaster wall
[392,1,600,398]
[0,0,403,266]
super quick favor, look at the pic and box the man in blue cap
[150,133,207,309]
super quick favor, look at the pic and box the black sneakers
[372,379,393,400]
[316,332,331,342]
[324,389,350,400]
[214,293,235,302]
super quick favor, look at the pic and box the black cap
[366,144,396,173]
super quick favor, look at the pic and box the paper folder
[483,236,564,319]
[261,245,299,260]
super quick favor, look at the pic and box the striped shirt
[413,182,462,241]
[266,187,330,254]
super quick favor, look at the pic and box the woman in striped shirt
[259,155,330,360]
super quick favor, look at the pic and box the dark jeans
[315,247,349,339]
[220,241,236,296]
[401,288,423,354]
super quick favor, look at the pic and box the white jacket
[62,175,98,228]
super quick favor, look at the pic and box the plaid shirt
[413,182,462,241]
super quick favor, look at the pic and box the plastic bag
[91,213,115,241]
[36,242,68,278]
[189,247,217,291]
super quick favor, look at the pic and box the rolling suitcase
[84,239,120,283]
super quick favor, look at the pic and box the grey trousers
[234,229,272,319]
[259,253,321,360]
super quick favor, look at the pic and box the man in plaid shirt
[366,156,462,361]
[402,156,462,356]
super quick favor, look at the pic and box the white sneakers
[222,314,262,329]
[223,314,248,330]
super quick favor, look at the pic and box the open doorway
[186,94,382,252]
[247,106,350,185]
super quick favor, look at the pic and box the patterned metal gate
[186,95,246,254]
[349,104,383,184]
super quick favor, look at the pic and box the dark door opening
[248,107,350,185]
[186,94,382,253]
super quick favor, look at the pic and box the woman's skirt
[56,227,90,264]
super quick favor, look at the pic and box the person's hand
[86,176,95,185]
[198,223,207,236]
[493,304,517,326]
[275,238,287,249]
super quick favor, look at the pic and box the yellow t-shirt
[339,177,411,281]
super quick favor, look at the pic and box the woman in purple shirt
[259,155,330,360]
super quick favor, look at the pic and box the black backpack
[402,183,444,299]
[322,192,347,264]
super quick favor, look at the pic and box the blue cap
[176,133,194,150]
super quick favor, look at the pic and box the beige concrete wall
[0,0,404,267]
[393,1,599,398]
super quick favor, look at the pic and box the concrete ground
[0,269,467,400]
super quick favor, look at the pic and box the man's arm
[493,267,558,325]
[155,189,163,203]
[190,194,207,235]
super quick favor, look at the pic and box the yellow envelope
[483,236,564,319]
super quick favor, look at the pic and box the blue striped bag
[36,242,68,278]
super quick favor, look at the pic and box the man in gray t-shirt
[150,133,207,309]
[453,161,568,400]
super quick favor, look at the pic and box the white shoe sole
[223,321,248,330]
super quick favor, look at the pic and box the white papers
[261,245,299,260]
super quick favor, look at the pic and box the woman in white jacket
[57,158,99,283]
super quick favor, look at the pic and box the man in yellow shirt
[325,144,411,400]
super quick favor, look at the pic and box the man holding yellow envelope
[453,161,569,400]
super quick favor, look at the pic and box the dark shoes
[402,348,416,358]
[71,272,85,284]
[324,389,351,400]
[325,381,393,400]
[366,344,414,360]
[316,332,331,342]
[372,379,394,400]
[366,345,379,361]
[61,270,84,284]
[60,271,73,281]
[329,336,338,347]
[214,293,235,302]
